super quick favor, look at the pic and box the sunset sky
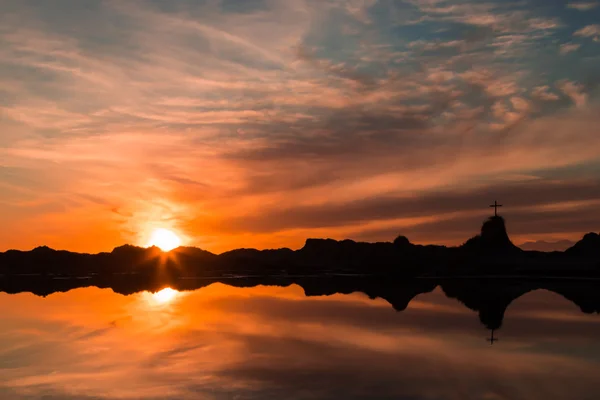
[1,0,600,253]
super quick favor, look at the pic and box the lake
[1,281,600,399]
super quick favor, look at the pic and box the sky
[1,0,600,253]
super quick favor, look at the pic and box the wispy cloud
[560,42,581,55]
[532,86,560,101]
[574,24,600,38]
[567,2,599,11]
[557,80,588,107]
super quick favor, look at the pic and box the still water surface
[1,283,599,399]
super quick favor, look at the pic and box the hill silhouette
[565,233,600,258]
[0,216,599,279]
[519,239,575,252]
[461,216,521,254]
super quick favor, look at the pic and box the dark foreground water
[1,282,600,399]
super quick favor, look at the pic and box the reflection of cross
[489,201,503,217]
[487,329,499,345]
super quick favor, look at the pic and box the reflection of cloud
[1,286,600,399]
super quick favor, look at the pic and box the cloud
[408,39,466,52]
[557,80,588,107]
[567,2,599,11]
[342,0,378,24]
[559,42,581,55]
[574,24,600,37]
[217,178,600,235]
[510,96,530,112]
[408,0,561,34]
[532,86,560,101]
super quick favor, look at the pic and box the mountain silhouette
[0,216,599,279]
[565,232,600,258]
[519,239,575,252]
[461,216,520,253]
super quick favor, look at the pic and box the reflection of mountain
[441,279,600,330]
[1,274,599,333]
[294,277,439,312]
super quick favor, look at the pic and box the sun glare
[152,288,179,304]
[147,228,181,251]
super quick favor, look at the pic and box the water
[1,282,599,399]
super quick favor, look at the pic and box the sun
[147,228,181,251]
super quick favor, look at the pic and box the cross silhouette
[489,201,503,217]
[487,329,499,345]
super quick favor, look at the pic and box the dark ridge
[0,216,599,279]
[565,232,600,258]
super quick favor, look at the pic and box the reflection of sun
[152,288,178,304]
[147,228,181,251]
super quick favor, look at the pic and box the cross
[489,200,503,217]
[487,329,499,345]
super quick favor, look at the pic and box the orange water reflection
[146,288,180,305]
[0,284,599,399]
